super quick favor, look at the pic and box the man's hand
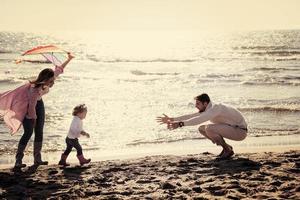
[156,114,173,124]
[167,122,180,130]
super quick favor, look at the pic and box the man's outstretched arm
[173,112,200,122]
[168,107,220,130]
[157,112,200,124]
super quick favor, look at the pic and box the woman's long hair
[30,68,54,88]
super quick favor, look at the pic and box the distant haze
[1,0,300,32]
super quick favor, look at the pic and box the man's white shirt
[174,102,247,128]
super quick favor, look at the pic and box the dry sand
[0,150,299,199]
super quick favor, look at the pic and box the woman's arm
[60,52,74,69]
[54,53,74,77]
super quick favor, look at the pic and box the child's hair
[30,68,55,88]
[72,104,87,116]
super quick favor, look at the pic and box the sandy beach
[1,0,300,199]
[0,150,299,199]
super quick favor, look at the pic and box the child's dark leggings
[63,137,83,156]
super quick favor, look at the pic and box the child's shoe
[58,154,70,166]
[77,154,91,165]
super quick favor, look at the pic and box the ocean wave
[282,75,300,80]
[86,54,100,62]
[0,58,14,63]
[0,50,12,54]
[250,50,300,56]
[247,67,300,72]
[205,73,243,78]
[252,127,299,132]
[196,73,300,86]
[21,59,51,64]
[233,45,292,51]
[249,128,300,137]
[188,73,244,84]
[0,78,22,85]
[0,58,51,64]
[275,57,298,61]
[246,97,300,105]
[127,136,204,146]
[241,81,300,86]
[131,70,180,76]
[249,132,300,138]
[87,57,198,63]
[239,106,300,113]
[0,59,52,64]
[127,129,300,146]
[242,56,300,62]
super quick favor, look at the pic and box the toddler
[58,104,91,166]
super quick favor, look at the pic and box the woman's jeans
[16,99,45,164]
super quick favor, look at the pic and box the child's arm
[80,130,90,138]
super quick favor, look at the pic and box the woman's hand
[59,52,74,69]
[67,52,75,60]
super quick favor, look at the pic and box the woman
[0,53,74,168]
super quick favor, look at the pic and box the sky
[1,0,300,32]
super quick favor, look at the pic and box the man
[157,93,248,159]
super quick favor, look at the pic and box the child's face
[77,110,87,119]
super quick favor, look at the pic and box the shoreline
[1,134,299,169]
[0,150,299,199]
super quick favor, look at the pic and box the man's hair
[72,104,87,116]
[195,93,210,104]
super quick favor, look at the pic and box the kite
[16,45,68,66]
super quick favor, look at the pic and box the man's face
[45,77,55,88]
[195,100,207,112]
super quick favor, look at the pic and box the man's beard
[199,108,206,113]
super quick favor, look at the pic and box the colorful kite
[16,45,68,66]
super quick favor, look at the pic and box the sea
[0,30,299,165]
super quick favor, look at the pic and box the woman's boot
[15,144,27,168]
[33,142,48,165]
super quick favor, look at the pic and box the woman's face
[45,77,55,88]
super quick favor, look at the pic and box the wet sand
[0,150,299,199]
